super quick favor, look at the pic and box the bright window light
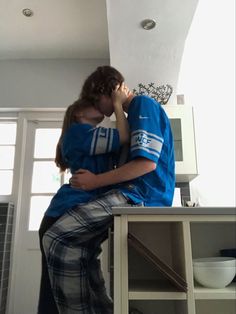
[31,161,60,193]
[0,123,16,145]
[34,128,61,158]
[0,146,15,169]
[0,122,16,195]
[29,196,53,231]
[0,170,13,195]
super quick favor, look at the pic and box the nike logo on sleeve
[139,115,149,119]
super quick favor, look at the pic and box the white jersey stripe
[131,129,164,143]
[131,146,160,158]
[108,128,113,152]
[131,132,163,154]
[90,128,98,155]
[95,127,109,154]
[131,143,161,156]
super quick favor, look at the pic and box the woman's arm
[70,157,156,190]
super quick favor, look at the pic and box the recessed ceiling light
[141,19,156,30]
[22,8,34,17]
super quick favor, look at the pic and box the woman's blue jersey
[45,123,120,217]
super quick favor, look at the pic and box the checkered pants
[43,190,129,314]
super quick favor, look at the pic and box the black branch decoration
[133,83,173,105]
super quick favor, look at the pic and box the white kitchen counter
[112,206,236,216]
[112,206,236,314]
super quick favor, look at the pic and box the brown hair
[80,65,124,102]
[55,98,92,172]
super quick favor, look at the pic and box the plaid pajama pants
[43,190,129,314]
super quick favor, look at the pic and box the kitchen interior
[0,0,235,314]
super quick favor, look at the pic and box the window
[0,122,17,195]
[29,128,64,230]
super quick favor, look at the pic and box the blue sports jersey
[45,123,120,217]
[118,95,175,206]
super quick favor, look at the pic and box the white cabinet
[163,105,198,182]
[113,207,236,314]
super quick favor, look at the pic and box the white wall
[178,0,235,206]
[0,59,109,108]
[106,0,199,102]
[107,0,235,206]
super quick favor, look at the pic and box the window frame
[0,109,65,204]
[28,121,64,230]
[0,114,18,203]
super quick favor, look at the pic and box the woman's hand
[70,169,98,190]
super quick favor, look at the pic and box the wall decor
[133,83,173,105]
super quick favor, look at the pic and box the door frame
[6,110,64,314]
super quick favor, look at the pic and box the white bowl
[193,257,236,288]
[193,257,236,267]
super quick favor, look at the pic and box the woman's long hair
[55,98,91,172]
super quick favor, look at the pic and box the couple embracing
[38,65,175,314]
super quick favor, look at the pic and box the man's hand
[70,169,98,190]
[112,83,130,105]
[70,158,156,191]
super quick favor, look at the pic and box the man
[43,65,175,314]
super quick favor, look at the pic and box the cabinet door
[163,105,198,182]
[190,220,236,313]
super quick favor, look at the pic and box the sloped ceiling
[0,0,109,59]
[0,0,199,103]
[107,0,199,98]
[0,0,198,62]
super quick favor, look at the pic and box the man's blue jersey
[119,95,175,206]
[45,123,120,217]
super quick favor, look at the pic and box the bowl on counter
[193,257,236,288]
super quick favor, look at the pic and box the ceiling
[0,0,109,59]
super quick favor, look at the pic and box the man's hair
[80,66,124,102]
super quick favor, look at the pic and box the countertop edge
[112,207,236,215]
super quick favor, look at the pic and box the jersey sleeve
[88,126,120,155]
[128,96,166,163]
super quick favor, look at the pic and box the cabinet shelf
[194,282,236,300]
[129,280,187,300]
[113,208,236,314]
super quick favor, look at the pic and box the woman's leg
[38,215,61,314]
[43,191,128,314]
[87,233,113,313]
